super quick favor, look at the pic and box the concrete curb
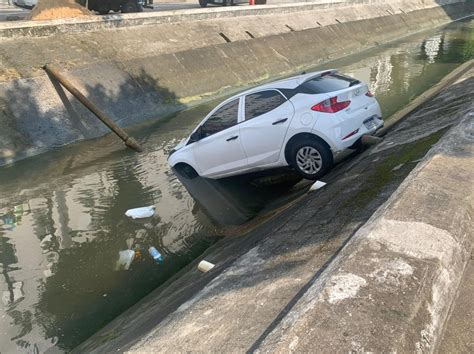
[256,101,474,352]
[0,1,347,38]
[0,0,465,38]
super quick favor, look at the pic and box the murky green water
[0,19,472,353]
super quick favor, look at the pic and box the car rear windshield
[301,73,360,94]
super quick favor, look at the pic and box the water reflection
[174,168,302,226]
[0,136,219,351]
[0,19,472,352]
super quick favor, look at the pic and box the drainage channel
[0,18,472,352]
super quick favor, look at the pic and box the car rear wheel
[290,139,333,180]
[199,0,208,7]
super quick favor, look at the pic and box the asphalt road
[0,2,242,21]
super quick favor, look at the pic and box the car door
[240,90,295,167]
[192,98,248,178]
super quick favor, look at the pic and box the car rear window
[302,73,360,94]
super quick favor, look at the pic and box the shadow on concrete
[435,0,474,21]
[0,67,178,166]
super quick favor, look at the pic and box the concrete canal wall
[0,0,472,165]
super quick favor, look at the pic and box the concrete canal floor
[0,18,473,354]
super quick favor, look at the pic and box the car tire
[174,164,199,179]
[223,0,232,5]
[199,0,208,7]
[122,0,142,13]
[289,138,333,180]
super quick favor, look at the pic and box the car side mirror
[189,127,203,143]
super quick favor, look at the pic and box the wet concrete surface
[0,19,473,352]
[77,67,474,353]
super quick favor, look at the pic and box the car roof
[237,69,337,97]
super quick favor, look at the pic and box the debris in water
[309,180,327,191]
[198,260,215,273]
[126,238,135,249]
[125,206,156,219]
[115,250,136,271]
[392,163,404,171]
[149,246,164,263]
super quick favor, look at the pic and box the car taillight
[365,90,374,97]
[311,97,351,113]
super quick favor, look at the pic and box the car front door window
[201,99,240,138]
[240,90,295,166]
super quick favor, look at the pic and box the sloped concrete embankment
[256,102,474,353]
[74,64,473,353]
[0,0,472,165]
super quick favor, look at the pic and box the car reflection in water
[173,166,304,226]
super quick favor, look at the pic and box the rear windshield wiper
[349,79,361,87]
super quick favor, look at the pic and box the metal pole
[43,64,143,152]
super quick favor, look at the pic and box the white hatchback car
[168,70,383,180]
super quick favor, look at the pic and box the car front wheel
[174,163,199,179]
[290,139,333,180]
[199,0,208,7]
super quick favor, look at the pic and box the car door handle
[272,118,288,125]
[226,135,239,141]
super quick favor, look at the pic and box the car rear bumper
[337,114,383,149]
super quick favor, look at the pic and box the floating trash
[309,180,327,191]
[392,163,404,171]
[126,238,135,249]
[115,250,135,271]
[198,260,215,273]
[149,246,164,263]
[125,206,156,219]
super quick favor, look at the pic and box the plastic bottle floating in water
[149,247,164,263]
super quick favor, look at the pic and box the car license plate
[364,117,377,130]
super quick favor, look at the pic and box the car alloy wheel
[290,138,333,180]
[296,146,322,175]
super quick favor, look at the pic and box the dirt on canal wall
[0,0,472,165]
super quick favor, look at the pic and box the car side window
[245,90,287,120]
[200,99,240,138]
